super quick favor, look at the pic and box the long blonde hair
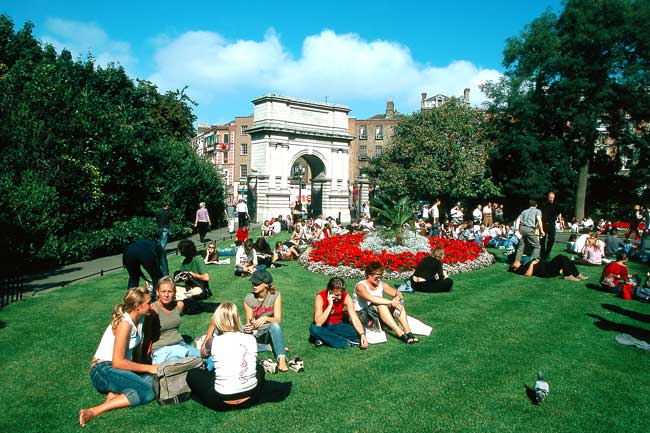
[212,302,243,333]
[110,287,149,330]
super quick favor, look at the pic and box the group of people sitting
[81,248,455,426]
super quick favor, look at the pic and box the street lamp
[292,162,306,217]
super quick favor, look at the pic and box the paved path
[23,226,250,295]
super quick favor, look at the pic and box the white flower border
[298,247,495,281]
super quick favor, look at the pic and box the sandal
[399,333,415,344]
[406,332,420,343]
[288,356,304,373]
[261,359,278,374]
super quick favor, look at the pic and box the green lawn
[1,236,648,433]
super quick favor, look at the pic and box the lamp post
[292,163,306,218]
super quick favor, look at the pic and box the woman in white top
[353,261,418,344]
[189,303,264,411]
[79,287,158,426]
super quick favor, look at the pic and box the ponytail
[110,287,149,329]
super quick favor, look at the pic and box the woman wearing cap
[190,303,264,411]
[79,287,158,426]
[310,277,368,349]
[243,270,288,372]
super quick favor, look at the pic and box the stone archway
[246,94,353,224]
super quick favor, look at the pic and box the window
[359,125,368,140]
[240,164,248,178]
[223,150,228,164]
[240,143,248,156]
[241,125,249,135]
[359,145,367,160]
[374,145,383,158]
[375,125,383,140]
[223,169,229,181]
[223,134,229,144]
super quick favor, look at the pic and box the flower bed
[300,232,494,280]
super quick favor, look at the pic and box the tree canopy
[368,98,499,204]
[0,15,225,270]
[482,0,650,218]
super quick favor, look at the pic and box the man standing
[540,192,561,260]
[472,204,483,225]
[155,202,173,250]
[225,200,236,234]
[431,199,441,225]
[236,199,249,228]
[514,200,544,264]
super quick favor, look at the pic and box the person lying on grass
[273,241,299,262]
[309,277,368,349]
[79,287,158,427]
[353,261,419,344]
[189,303,265,411]
[509,255,588,281]
[243,270,289,371]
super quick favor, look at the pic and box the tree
[368,98,499,204]
[483,0,650,218]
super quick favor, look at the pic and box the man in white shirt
[472,204,483,225]
[236,199,249,228]
[431,199,440,224]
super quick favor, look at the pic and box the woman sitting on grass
[243,270,289,372]
[235,239,261,277]
[600,251,635,294]
[273,241,299,262]
[574,234,605,266]
[410,247,453,293]
[190,303,264,411]
[510,255,588,281]
[79,287,157,427]
[150,277,202,364]
[310,277,368,349]
[353,261,419,344]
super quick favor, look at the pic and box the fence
[1,274,24,308]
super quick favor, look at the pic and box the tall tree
[483,0,650,218]
[369,98,499,203]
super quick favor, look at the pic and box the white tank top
[353,280,383,311]
[93,313,143,362]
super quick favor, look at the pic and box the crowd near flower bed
[300,232,494,280]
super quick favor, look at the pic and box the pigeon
[534,371,549,403]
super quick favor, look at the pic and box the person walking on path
[155,202,174,250]
[194,202,211,243]
[540,192,561,260]
[225,200,237,234]
[236,199,249,228]
[514,200,544,265]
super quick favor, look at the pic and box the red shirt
[601,262,629,287]
[236,228,249,243]
[318,290,348,325]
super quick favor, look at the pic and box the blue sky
[4,0,563,125]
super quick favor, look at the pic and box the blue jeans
[159,227,169,250]
[309,322,359,349]
[256,322,286,359]
[234,264,266,276]
[90,361,155,407]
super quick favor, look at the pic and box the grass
[1,235,649,433]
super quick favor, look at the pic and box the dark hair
[364,261,384,277]
[327,277,346,292]
[243,239,254,253]
[254,237,271,254]
[177,239,196,259]
[616,251,628,261]
[529,199,537,207]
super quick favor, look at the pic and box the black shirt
[156,209,173,228]
[413,256,445,281]
[540,200,560,228]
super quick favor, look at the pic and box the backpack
[634,286,650,303]
[152,356,204,405]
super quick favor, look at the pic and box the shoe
[577,274,589,280]
[309,336,323,347]
[288,356,304,373]
[347,339,360,347]
[261,359,278,374]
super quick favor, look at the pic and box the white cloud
[42,18,136,71]
[149,29,502,117]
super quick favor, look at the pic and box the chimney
[386,99,395,117]
[421,92,427,103]
[463,88,470,104]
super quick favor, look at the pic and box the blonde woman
[190,303,264,411]
[79,288,157,427]
[410,247,454,292]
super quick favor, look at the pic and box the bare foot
[578,274,589,280]
[565,275,580,281]
[277,356,288,372]
[79,409,95,427]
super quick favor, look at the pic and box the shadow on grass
[0,320,6,329]
[523,385,539,405]
[259,380,292,404]
[183,301,221,315]
[587,313,650,341]
[602,303,650,324]
[586,283,612,293]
